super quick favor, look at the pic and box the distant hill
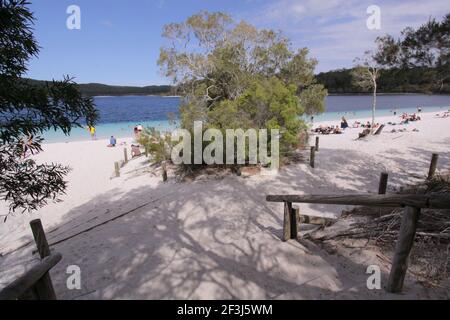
[24,79,173,97]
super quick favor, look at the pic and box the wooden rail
[0,219,61,300]
[266,193,450,294]
[266,194,450,209]
[0,253,62,300]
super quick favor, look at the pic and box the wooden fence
[0,219,61,300]
[266,193,450,293]
[266,153,450,294]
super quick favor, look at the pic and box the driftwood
[299,215,336,226]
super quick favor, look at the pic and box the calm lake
[43,94,450,142]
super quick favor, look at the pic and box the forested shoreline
[24,78,173,97]
[317,67,450,94]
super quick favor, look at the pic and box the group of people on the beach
[86,124,144,149]
[351,121,381,129]
[313,116,384,135]
[312,117,350,135]
[436,111,449,118]
[105,125,144,158]
[400,113,421,123]
[313,124,343,135]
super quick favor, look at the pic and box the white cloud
[100,20,114,28]
[244,0,449,72]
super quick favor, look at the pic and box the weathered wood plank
[266,194,450,209]
[310,146,316,168]
[162,162,168,182]
[30,219,51,259]
[427,153,439,180]
[299,215,336,226]
[290,207,299,239]
[282,202,292,242]
[386,206,421,293]
[378,172,389,195]
[29,219,57,300]
[0,253,62,300]
[124,148,128,164]
[114,162,120,177]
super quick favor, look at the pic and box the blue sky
[26,0,449,86]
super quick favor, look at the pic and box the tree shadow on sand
[1,140,448,299]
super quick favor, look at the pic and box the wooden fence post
[124,148,128,164]
[145,146,149,158]
[162,162,168,182]
[386,206,421,293]
[378,172,389,195]
[427,153,439,180]
[0,253,62,300]
[282,202,292,242]
[315,137,320,152]
[310,146,316,168]
[114,162,120,178]
[290,206,299,240]
[28,220,57,300]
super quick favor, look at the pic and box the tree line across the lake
[24,78,173,97]
[316,67,450,94]
[26,66,450,98]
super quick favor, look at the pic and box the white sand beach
[1,111,449,299]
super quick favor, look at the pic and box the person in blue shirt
[108,136,117,147]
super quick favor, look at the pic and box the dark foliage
[318,13,450,94]
[317,67,450,94]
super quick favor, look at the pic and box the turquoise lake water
[43,94,450,143]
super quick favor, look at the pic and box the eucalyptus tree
[158,11,326,157]
[351,52,381,132]
[375,13,449,92]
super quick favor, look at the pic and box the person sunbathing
[333,126,343,134]
[352,121,361,128]
[107,136,117,148]
[358,128,371,139]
